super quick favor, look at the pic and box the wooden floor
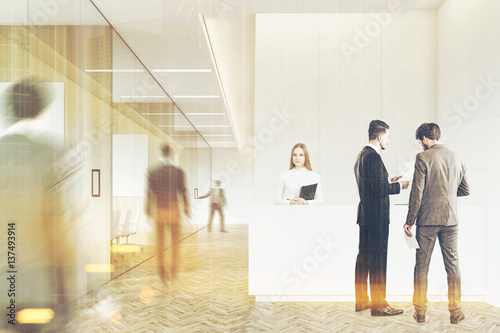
[68,225,500,332]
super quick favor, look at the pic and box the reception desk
[248,205,486,302]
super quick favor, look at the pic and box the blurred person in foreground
[404,123,469,324]
[353,120,409,316]
[0,79,79,332]
[146,144,189,285]
[198,179,228,233]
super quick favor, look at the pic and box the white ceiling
[1,0,447,148]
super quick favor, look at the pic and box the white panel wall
[254,14,319,205]
[255,12,436,205]
[437,0,500,307]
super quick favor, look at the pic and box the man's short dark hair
[415,123,441,141]
[161,144,171,157]
[368,120,389,140]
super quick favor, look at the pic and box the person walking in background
[404,123,469,324]
[146,144,189,284]
[275,142,323,205]
[198,180,228,233]
[353,120,409,316]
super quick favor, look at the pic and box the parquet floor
[67,225,500,332]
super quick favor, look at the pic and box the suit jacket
[406,144,469,226]
[199,187,227,207]
[354,146,401,225]
[146,163,188,216]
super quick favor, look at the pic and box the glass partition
[0,0,212,306]
[108,30,211,278]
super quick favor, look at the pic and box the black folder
[299,183,318,200]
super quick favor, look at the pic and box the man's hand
[403,224,413,237]
[391,176,402,182]
[401,181,410,190]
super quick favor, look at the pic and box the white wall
[254,11,437,206]
[437,0,500,307]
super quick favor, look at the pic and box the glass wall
[0,0,212,304]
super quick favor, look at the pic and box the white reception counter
[248,205,486,302]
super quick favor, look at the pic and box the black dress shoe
[371,305,403,316]
[355,302,371,312]
[450,311,465,324]
[413,312,425,323]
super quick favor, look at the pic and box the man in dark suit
[198,180,228,232]
[354,120,409,316]
[146,144,189,283]
[404,123,469,324]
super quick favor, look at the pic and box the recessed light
[199,14,238,145]
[186,113,225,115]
[197,125,230,128]
[173,95,219,98]
[141,113,178,115]
[158,125,193,128]
[153,69,211,73]
[119,96,167,98]
[85,69,144,72]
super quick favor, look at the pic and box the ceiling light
[158,125,193,128]
[85,69,144,72]
[186,113,225,115]
[141,113,178,115]
[153,69,211,73]
[173,95,219,98]
[119,96,167,98]
[199,14,238,145]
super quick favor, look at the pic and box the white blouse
[275,168,324,205]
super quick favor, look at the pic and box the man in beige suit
[404,123,469,325]
[198,180,228,233]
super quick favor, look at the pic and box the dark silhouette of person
[145,144,189,284]
[353,120,409,316]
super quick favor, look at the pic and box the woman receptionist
[275,143,324,205]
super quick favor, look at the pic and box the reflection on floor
[69,224,500,332]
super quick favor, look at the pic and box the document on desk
[405,233,419,249]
